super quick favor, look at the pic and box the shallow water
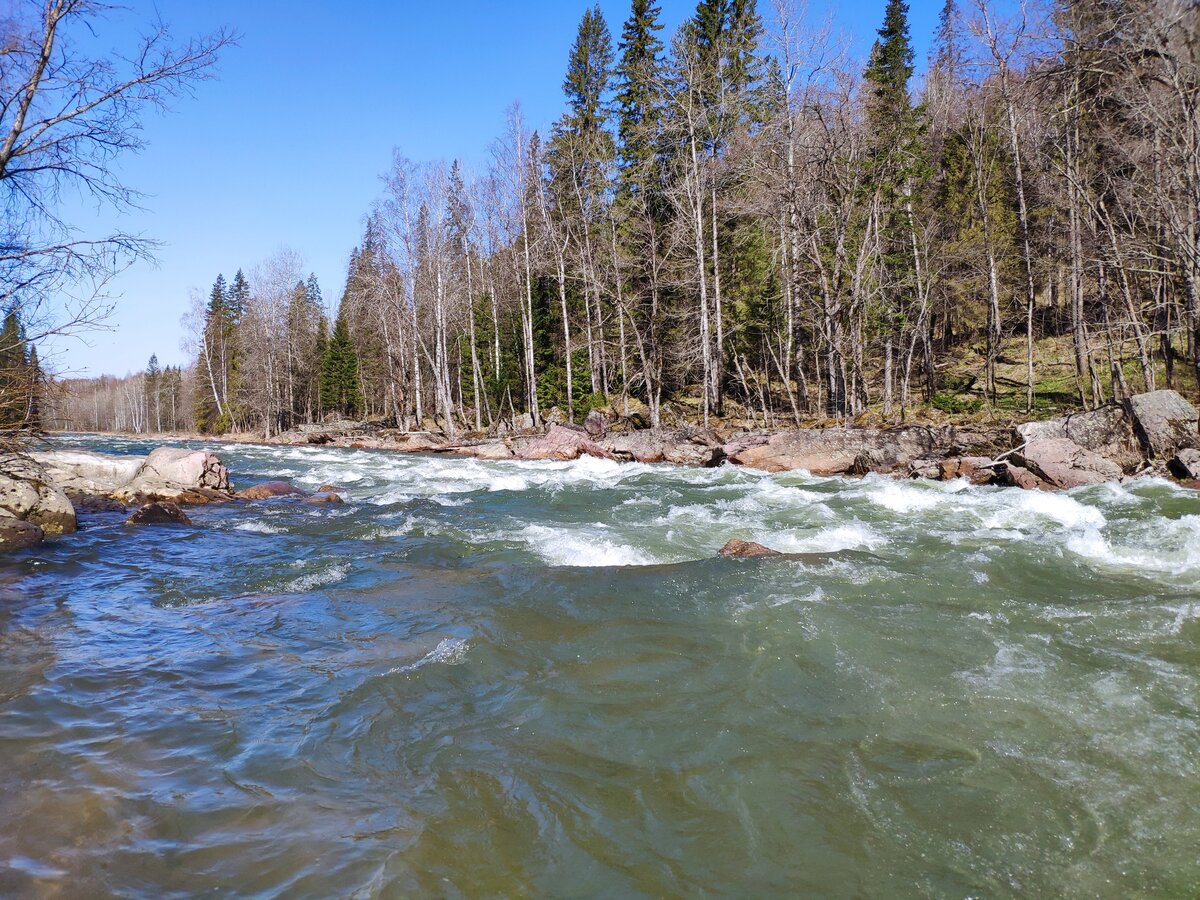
[2,435,1199,896]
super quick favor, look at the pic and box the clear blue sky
[58,0,941,377]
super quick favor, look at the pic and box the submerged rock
[1123,390,1199,459]
[126,501,192,526]
[235,480,305,500]
[0,516,44,552]
[303,491,344,505]
[1011,438,1123,489]
[718,539,782,558]
[0,453,76,536]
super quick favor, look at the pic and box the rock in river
[126,501,192,526]
[718,539,783,558]
[235,480,306,500]
[0,453,77,536]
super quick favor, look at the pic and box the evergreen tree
[145,353,162,432]
[0,310,28,427]
[615,0,666,199]
[319,312,363,418]
[26,344,41,429]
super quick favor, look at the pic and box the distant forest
[46,0,1200,436]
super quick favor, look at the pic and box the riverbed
[2,435,1198,895]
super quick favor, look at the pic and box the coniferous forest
[48,0,1200,436]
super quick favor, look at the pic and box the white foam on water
[769,522,885,554]
[234,521,285,534]
[383,638,469,675]
[1065,515,1200,576]
[281,563,350,593]
[520,524,658,567]
[978,488,1107,531]
[864,479,947,514]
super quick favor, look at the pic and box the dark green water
[1,436,1198,897]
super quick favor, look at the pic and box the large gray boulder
[30,447,231,503]
[1016,404,1143,472]
[1123,390,1199,459]
[600,427,725,467]
[1011,438,1123,489]
[0,453,76,536]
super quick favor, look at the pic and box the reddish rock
[303,492,344,505]
[1000,464,1050,491]
[235,480,306,501]
[126,502,192,526]
[718,539,783,558]
[517,426,616,462]
[1012,438,1123,489]
[315,484,338,493]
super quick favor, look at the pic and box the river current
[1,435,1199,896]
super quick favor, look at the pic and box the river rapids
[1,435,1199,896]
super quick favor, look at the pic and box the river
[1,435,1198,896]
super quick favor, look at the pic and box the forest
[45,0,1200,436]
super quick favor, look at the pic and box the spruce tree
[26,344,41,429]
[319,312,362,419]
[615,0,666,199]
[0,310,27,427]
[145,353,162,432]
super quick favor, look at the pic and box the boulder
[74,495,129,514]
[728,427,946,476]
[235,480,305,501]
[516,425,615,462]
[126,501,192,526]
[600,427,724,467]
[999,463,1050,491]
[1016,404,1143,472]
[1168,448,1200,481]
[115,448,230,501]
[0,516,44,552]
[1011,438,1123,489]
[303,491,344,505]
[603,431,666,464]
[584,409,608,439]
[937,456,998,485]
[0,453,76,536]
[29,450,142,495]
[316,484,338,493]
[471,440,514,461]
[1123,390,1199,459]
[718,539,782,558]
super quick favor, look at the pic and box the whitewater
[1,435,1198,895]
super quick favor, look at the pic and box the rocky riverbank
[271,388,1200,491]
[4,388,1197,553]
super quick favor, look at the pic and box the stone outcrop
[32,448,230,503]
[602,427,725,468]
[515,425,615,462]
[726,426,1003,476]
[126,501,192,526]
[1010,438,1123,489]
[303,491,344,505]
[1015,404,1144,472]
[0,453,76,536]
[718,539,782,558]
[1123,390,1199,459]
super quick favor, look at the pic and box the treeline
[59,0,1200,436]
[54,357,187,434]
[0,309,45,433]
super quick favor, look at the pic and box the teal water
[1,436,1199,896]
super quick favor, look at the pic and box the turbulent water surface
[2,435,1199,896]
